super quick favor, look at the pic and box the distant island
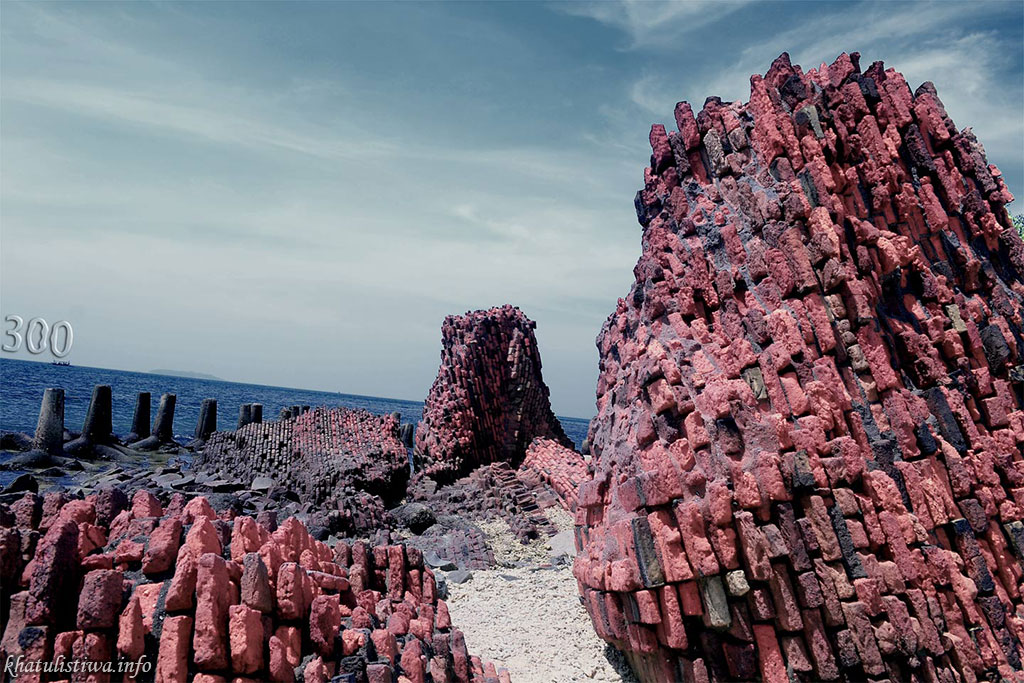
[149,369,223,381]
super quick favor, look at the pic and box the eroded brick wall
[195,406,409,509]
[518,437,589,511]
[574,52,1023,682]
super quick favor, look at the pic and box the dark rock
[194,408,408,512]
[241,552,273,613]
[0,432,32,452]
[250,476,276,492]
[446,568,473,584]
[391,503,436,534]
[981,325,1011,372]
[3,474,38,495]
[423,551,458,572]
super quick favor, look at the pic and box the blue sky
[2,1,1021,418]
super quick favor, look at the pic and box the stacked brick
[517,437,589,511]
[404,529,495,572]
[415,306,571,483]
[574,52,1024,682]
[195,407,409,509]
[0,489,509,683]
[411,463,559,543]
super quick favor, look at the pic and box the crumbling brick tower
[416,305,571,483]
[574,52,1024,682]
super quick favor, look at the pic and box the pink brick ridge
[518,437,590,510]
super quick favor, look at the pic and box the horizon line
[0,356,593,422]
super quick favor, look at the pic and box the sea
[0,357,591,454]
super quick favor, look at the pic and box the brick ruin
[573,52,1024,682]
[0,305,595,682]
[9,46,1023,683]
[410,462,561,544]
[518,437,589,512]
[194,407,410,513]
[414,306,572,483]
[0,489,509,683]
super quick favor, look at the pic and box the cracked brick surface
[518,437,589,511]
[574,52,1024,682]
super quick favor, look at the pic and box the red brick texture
[0,491,508,683]
[416,305,571,483]
[574,52,1024,682]
[195,406,409,509]
[518,437,589,511]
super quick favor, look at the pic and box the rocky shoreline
[2,50,1024,683]
[0,306,599,683]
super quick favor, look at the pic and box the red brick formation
[574,52,1024,683]
[0,490,509,683]
[415,306,571,483]
[195,406,410,509]
[517,437,589,511]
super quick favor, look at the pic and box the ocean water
[0,358,591,451]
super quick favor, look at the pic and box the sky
[1,1,1021,418]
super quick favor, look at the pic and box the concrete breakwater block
[188,398,218,448]
[65,384,122,459]
[124,391,151,443]
[1,388,67,469]
[130,393,180,452]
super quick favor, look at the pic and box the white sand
[445,513,637,683]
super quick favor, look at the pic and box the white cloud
[628,73,672,116]
[4,79,399,161]
[885,33,1023,152]
[626,2,998,110]
[0,4,642,416]
[558,0,753,48]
